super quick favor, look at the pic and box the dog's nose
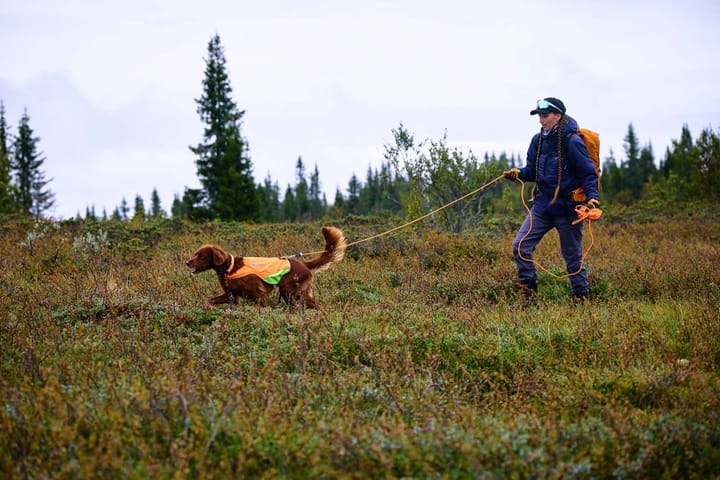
[185,260,191,266]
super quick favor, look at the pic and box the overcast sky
[1,0,718,219]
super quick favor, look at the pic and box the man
[503,97,600,303]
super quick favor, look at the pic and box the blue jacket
[518,115,599,217]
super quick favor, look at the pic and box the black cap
[530,97,566,115]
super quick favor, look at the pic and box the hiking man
[503,97,600,302]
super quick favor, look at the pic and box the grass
[1,214,719,478]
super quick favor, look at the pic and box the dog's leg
[209,292,232,305]
[301,290,318,309]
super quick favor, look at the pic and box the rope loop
[515,178,601,279]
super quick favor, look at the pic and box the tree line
[0,102,55,217]
[1,33,717,225]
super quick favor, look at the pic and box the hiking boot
[572,291,590,305]
[514,280,538,307]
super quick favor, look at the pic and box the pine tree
[132,194,146,222]
[332,187,345,217]
[661,125,693,180]
[623,123,642,199]
[689,126,720,200]
[190,34,258,221]
[601,149,622,201]
[12,109,54,217]
[150,188,165,218]
[281,184,297,221]
[638,144,657,194]
[346,173,361,215]
[171,194,185,219]
[85,205,97,221]
[0,101,16,215]
[119,197,130,220]
[309,163,324,218]
[258,173,280,222]
[293,157,310,221]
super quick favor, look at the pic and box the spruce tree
[171,194,185,219]
[12,109,54,217]
[132,194,146,222]
[190,34,258,221]
[689,126,720,200]
[281,184,297,221]
[258,173,281,222]
[293,157,310,220]
[150,188,165,218]
[346,173,361,215]
[623,123,645,199]
[119,197,130,220]
[661,125,693,180]
[309,163,324,218]
[0,101,16,215]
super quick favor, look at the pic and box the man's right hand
[503,168,520,181]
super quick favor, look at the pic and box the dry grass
[1,215,719,478]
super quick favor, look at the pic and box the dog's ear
[212,246,226,267]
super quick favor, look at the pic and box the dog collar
[226,254,235,274]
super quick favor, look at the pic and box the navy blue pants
[512,207,588,296]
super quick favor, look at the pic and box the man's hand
[587,198,600,208]
[503,168,520,181]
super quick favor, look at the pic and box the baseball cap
[530,97,566,115]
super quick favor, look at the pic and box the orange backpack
[569,127,601,202]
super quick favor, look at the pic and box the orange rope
[516,179,601,279]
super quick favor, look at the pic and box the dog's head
[186,244,228,274]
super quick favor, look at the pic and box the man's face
[539,112,562,131]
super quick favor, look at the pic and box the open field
[2,214,719,478]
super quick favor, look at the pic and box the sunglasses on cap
[536,99,563,113]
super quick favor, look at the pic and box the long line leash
[286,174,506,258]
[515,178,601,279]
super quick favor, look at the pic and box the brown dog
[186,226,346,308]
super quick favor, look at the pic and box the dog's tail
[302,226,346,273]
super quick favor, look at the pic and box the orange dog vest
[225,256,291,285]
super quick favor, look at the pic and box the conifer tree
[601,149,622,200]
[85,205,97,221]
[119,197,130,220]
[309,163,324,218]
[258,173,281,222]
[623,123,641,198]
[332,187,345,217]
[661,125,693,180]
[190,34,258,221]
[345,173,361,215]
[281,184,297,221]
[132,194,146,222]
[689,126,720,200]
[150,188,165,218]
[0,101,16,215]
[293,157,310,221]
[12,109,54,217]
[171,194,185,219]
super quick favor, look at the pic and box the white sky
[1,0,718,219]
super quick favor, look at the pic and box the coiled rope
[515,178,602,279]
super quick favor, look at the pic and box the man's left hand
[587,198,600,209]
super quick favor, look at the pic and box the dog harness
[225,256,291,285]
